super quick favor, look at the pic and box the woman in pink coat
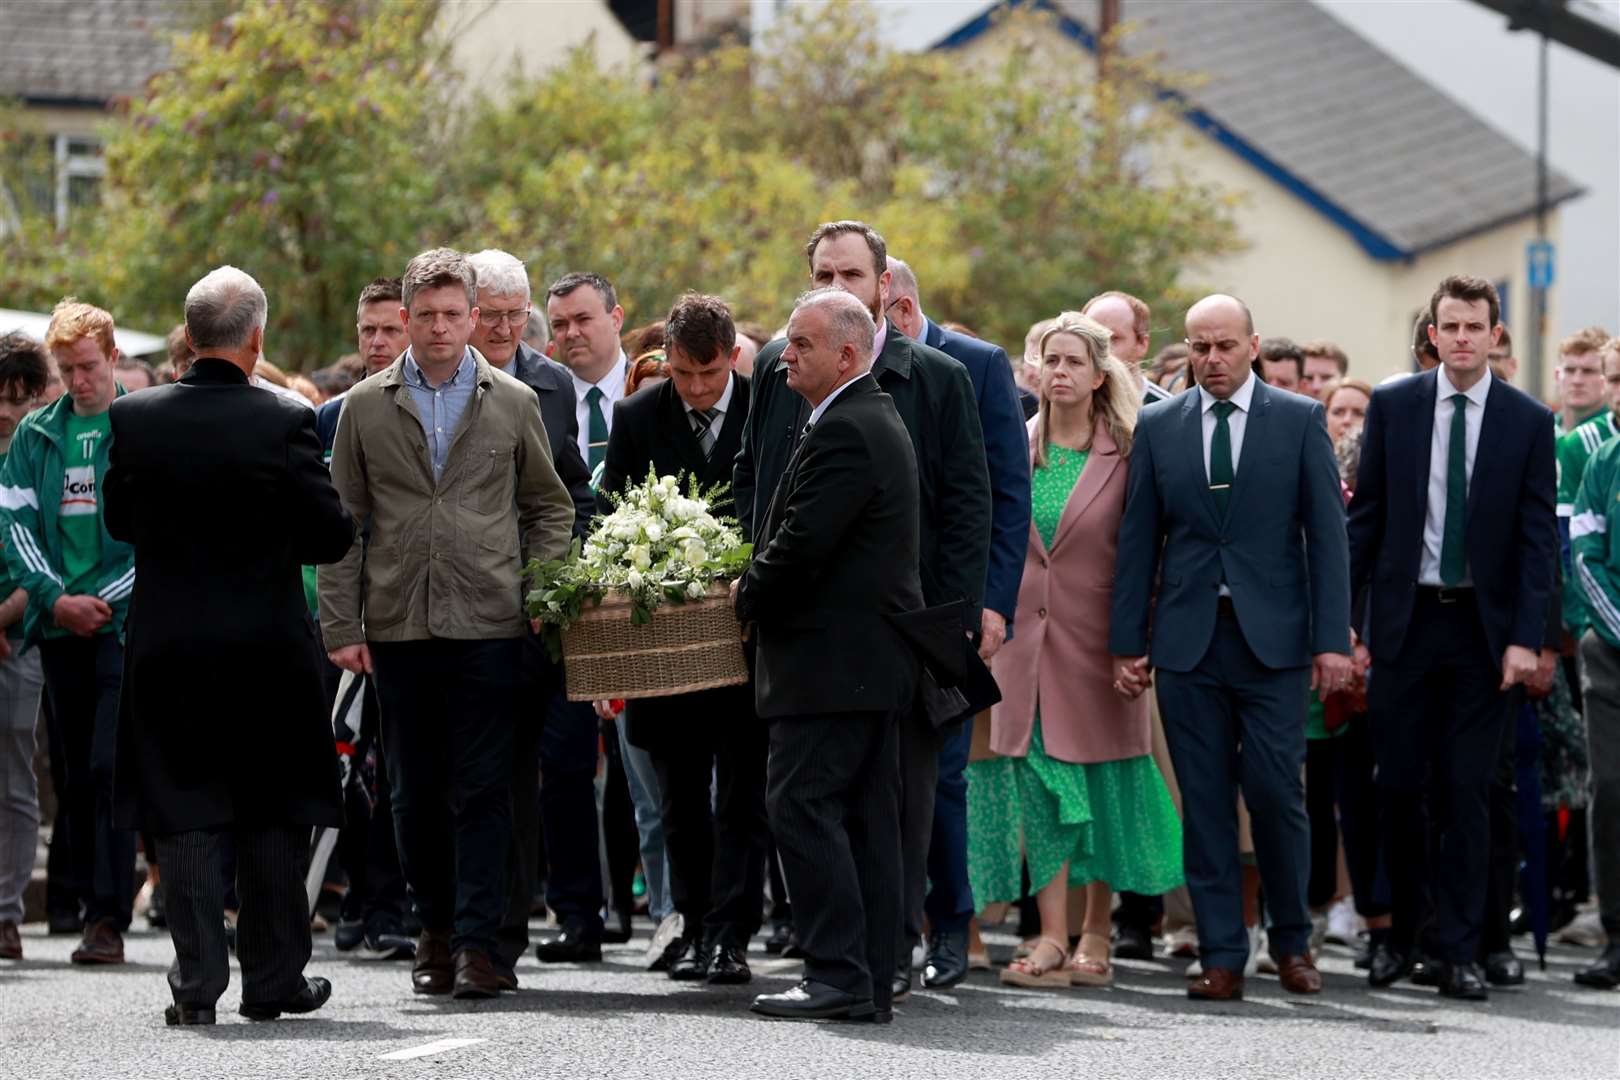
[970,313,1182,989]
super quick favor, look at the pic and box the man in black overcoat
[106,266,355,1025]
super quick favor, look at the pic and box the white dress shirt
[808,372,863,429]
[569,350,629,466]
[1197,371,1256,483]
[683,369,737,434]
[1419,365,1492,587]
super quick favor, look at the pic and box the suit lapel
[1468,377,1508,521]
[1048,427,1120,554]
[1224,379,1269,522]
[661,382,709,475]
[708,372,747,475]
[1410,370,1439,530]
[1179,391,1219,527]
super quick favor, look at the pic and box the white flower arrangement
[525,467,752,656]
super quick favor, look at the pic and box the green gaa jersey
[1572,434,1620,649]
[1558,409,1617,634]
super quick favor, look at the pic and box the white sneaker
[1248,926,1269,975]
[1325,898,1360,946]
[1557,910,1606,948]
[1184,957,1203,979]
[646,912,684,969]
[1165,925,1200,958]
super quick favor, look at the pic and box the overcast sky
[796,0,1620,336]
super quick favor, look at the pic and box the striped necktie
[691,406,720,458]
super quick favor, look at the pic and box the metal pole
[1530,31,1549,398]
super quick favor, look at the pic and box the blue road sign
[1527,240,1556,289]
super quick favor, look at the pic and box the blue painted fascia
[931,0,1411,262]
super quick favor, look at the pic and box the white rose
[627,569,643,588]
[683,541,708,567]
[644,523,664,543]
[628,545,651,571]
[686,580,706,599]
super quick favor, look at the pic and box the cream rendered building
[934,0,1584,397]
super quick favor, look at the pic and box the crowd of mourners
[0,218,1615,1030]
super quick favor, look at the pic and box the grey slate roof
[940,0,1584,258]
[0,0,175,105]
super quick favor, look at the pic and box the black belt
[1416,584,1474,604]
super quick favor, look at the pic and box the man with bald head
[735,288,925,1024]
[1110,293,1352,1002]
[1083,290,1170,406]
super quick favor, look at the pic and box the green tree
[457,1,1240,352]
[92,0,453,366]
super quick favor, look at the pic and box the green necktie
[1210,400,1236,517]
[586,386,608,471]
[1440,393,1469,585]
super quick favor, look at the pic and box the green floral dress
[966,444,1184,901]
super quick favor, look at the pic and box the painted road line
[378,1038,488,1061]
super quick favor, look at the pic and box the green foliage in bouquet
[525,467,752,659]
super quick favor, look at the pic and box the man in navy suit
[1110,294,1352,1002]
[1347,275,1558,1001]
[884,258,1029,987]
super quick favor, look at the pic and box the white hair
[795,287,875,364]
[885,256,919,304]
[467,248,531,301]
[184,265,268,351]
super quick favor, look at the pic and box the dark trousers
[38,634,134,928]
[1335,714,1391,919]
[768,709,902,1009]
[41,694,82,922]
[1368,590,1513,965]
[923,716,975,934]
[538,695,605,935]
[897,712,943,962]
[157,827,309,1008]
[1480,705,1520,956]
[1579,630,1620,934]
[497,634,563,969]
[334,677,407,933]
[371,637,519,954]
[638,696,768,948]
[1157,613,1312,971]
[1306,736,1342,910]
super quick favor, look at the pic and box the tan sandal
[1000,936,1071,988]
[1013,937,1040,960]
[1069,931,1114,987]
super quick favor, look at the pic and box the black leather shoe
[164,1003,215,1026]
[1483,949,1525,987]
[892,961,912,1002]
[922,928,969,989]
[452,948,502,1000]
[1113,923,1154,961]
[751,978,875,1021]
[1367,945,1413,988]
[764,923,793,956]
[1438,962,1488,1001]
[706,942,752,985]
[535,919,603,964]
[239,976,332,1021]
[1573,945,1620,989]
[668,937,709,981]
[1410,954,1441,987]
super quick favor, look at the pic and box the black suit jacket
[599,372,753,747]
[1347,369,1558,665]
[105,359,354,833]
[734,322,991,635]
[509,341,595,539]
[736,375,924,718]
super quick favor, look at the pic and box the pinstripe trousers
[766,709,902,1010]
[156,828,311,1008]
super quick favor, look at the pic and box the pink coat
[989,422,1149,765]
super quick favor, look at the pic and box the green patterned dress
[965,444,1184,901]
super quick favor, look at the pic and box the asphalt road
[1,920,1615,1080]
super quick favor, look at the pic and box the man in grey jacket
[319,247,574,1001]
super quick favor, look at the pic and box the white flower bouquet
[525,468,753,674]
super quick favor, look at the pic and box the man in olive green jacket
[318,248,573,1001]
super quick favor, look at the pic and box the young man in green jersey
[0,300,135,965]
[1558,328,1618,634]
[1566,333,1620,990]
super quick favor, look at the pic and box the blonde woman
[970,314,1182,988]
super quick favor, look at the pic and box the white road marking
[378,1038,488,1061]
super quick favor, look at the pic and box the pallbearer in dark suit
[105,267,355,1025]
[1109,294,1353,1002]
[598,294,765,985]
[1347,276,1558,1001]
[737,288,923,1024]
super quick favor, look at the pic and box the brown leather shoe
[1188,966,1244,1001]
[70,918,125,965]
[0,920,21,960]
[1276,953,1322,994]
[452,948,501,1000]
[412,929,453,995]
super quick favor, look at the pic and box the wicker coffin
[561,581,748,701]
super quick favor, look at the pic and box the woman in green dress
[969,313,1183,988]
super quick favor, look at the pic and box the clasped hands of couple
[1112,633,1552,703]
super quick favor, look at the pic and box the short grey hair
[467,249,530,301]
[885,257,919,304]
[184,265,268,352]
[523,307,550,350]
[795,287,875,364]
[401,247,475,311]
